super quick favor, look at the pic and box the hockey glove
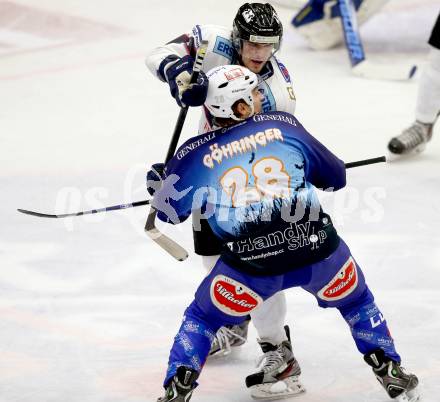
[165,55,208,107]
[146,163,165,197]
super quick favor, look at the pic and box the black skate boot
[364,349,419,402]
[209,317,250,357]
[245,326,305,400]
[157,366,199,402]
[388,120,433,154]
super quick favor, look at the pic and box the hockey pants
[163,238,400,387]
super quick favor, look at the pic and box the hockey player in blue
[151,65,420,402]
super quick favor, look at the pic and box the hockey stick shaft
[338,0,365,67]
[145,40,209,261]
[17,156,386,219]
[345,155,386,169]
[17,156,385,219]
[338,0,417,80]
[17,199,151,219]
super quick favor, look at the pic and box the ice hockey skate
[364,349,420,402]
[245,326,305,400]
[388,120,433,154]
[208,319,250,358]
[157,366,199,402]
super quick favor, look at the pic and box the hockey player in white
[145,4,304,396]
[388,12,440,154]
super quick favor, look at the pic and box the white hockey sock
[201,255,220,273]
[251,291,287,345]
[416,46,440,124]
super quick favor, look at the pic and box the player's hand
[146,163,165,197]
[165,55,208,107]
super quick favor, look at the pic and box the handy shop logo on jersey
[228,221,329,255]
[210,275,262,316]
[317,257,358,301]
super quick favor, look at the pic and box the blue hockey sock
[339,288,401,362]
[164,303,217,387]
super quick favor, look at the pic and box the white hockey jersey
[146,24,296,133]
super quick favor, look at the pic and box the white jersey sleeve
[145,24,236,82]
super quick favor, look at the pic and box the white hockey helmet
[204,65,259,121]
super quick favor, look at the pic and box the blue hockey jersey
[154,111,346,274]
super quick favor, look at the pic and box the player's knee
[185,300,223,332]
[338,288,389,332]
[336,287,374,313]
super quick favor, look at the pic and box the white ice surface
[1,1,439,401]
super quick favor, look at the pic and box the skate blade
[208,348,231,359]
[395,387,420,402]
[250,377,306,401]
[415,143,427,153]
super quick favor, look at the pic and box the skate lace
[212,326,247,354]
[256,350,285,374]
[398,124,428,148]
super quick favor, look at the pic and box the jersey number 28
[220,157,291,207]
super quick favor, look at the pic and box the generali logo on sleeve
[210,275,262,316]
[318,257,358,301]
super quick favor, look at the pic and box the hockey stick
[144,40,209,262]
[16,156,385,220]
[17,199,151,219]
[345,155,386,169]
[338,0,417,81]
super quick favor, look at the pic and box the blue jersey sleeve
[296,128,346,191]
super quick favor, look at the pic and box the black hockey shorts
[429,12,440,50]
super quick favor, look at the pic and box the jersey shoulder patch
[274,57,291,83]
[213,36,234,60]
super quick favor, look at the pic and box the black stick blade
[17,199,150,219]
[17,208,63,218]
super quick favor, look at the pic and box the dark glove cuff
[157,55,180,82]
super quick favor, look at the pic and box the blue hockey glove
[165,55,208,107]
[146,163,165,197]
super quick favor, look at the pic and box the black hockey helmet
[232,3,283,53]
